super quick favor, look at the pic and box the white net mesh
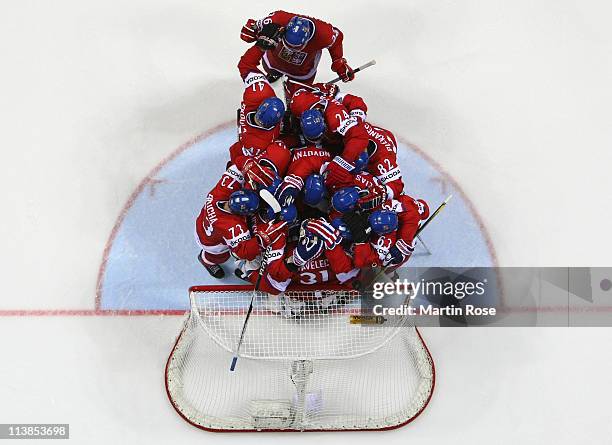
[165,286,434,431]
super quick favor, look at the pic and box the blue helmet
[368,210,398,235]
[331,187,359,213]
[354,151,369,172]
[228,189,260,215]
[263,204,297,223]
[300,109,325,140]
[331,217,352,241]
[284,16,312,47]
[280,204,298,223]
[255,97,285,128]
[303,174,325,206]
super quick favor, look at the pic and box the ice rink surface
[1,0,612,443]
[98,125,494,310]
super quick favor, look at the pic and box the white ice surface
[1,0,612,443]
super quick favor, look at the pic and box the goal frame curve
[164,284,436,432]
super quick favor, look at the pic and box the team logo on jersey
[378,166,402,184]
[203,220,214,237]
[278,45,308,65]
[415,199,426,215]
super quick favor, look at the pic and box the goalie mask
[292,220,325,268]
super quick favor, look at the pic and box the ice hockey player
[238,11,354,84]
[195,166,261,279]
[360,123,404,200]
[328,170,388,217]
[382,196,430,269]
[289,85,402,197]
[228,69,292,189]
[274,144,332,207]
[240,217,358,295]
[349,209,399,269]
[346,196,430,269]
[232,70,285,158]
[289,89,370,190]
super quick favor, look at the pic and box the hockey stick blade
[415,194,452,237]
[326,59,377,85]
[259,188,281,214]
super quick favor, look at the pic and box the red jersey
[238,11,344,81]
[230,70,282,163]
[353,195,428,268]
[286,145,332,181]
[363,123,404,199]
[249,226,358,294]
[294,245,359,286]
[289,90,369,162]
[383,195,429,245]
[195,166,260,261]
[353,232,397,269]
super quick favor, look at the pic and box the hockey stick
[326,59,377,85]
[416,234,432,255]
[414,194,453,238]
[285,78,318,92]
[284,60,377,91]
[230,245,272,371]
[259,188,281,214]
[230,190,282,371]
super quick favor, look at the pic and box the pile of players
[196,11,430,295]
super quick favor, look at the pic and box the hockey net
[165,284,434,431]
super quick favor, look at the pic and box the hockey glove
[384,239,415,267]
[242,158,277,189]
[240,18,259,43]
[256,219,288,248]
[331,58,355,82]
[324,156,356,191]
[275,174,303,207]
[357,181,387,211]
[256,23,283,50]
[314,82,339,98]
[303,218,341,250]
